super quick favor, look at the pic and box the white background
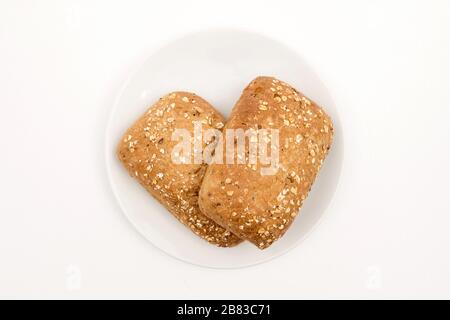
[0,0,449,299]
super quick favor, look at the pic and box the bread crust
[198,77,333,249]
[117,92,242,247]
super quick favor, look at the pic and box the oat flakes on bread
[198,77,333,249]
[117,92,242,247]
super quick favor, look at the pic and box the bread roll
[117,92,242,247]
[198,77,333,249]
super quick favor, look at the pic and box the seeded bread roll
[198,77,333,249]
[117,92,242,247]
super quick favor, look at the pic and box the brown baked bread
[198,77,333,249]
[117,92,242,247]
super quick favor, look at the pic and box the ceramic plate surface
[105,29,343,268]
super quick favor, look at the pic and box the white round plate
[105,29,343,268]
